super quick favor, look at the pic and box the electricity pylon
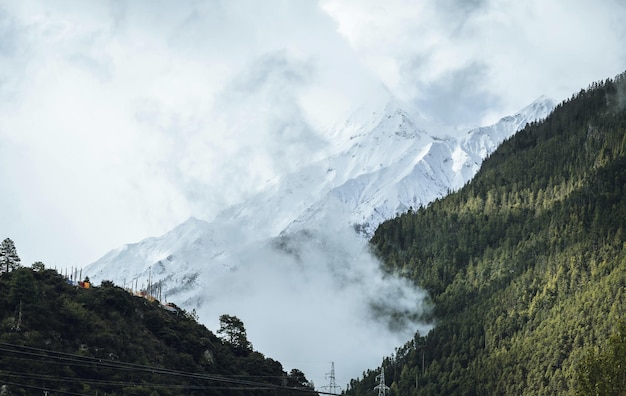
[374,367,390,396]
[323,362,341,394]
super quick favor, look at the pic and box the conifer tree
[0,238,21,274]
[217,314,253,352]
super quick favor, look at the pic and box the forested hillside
[0,266,315,396]
[345,72,626,395]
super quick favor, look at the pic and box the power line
[0,341,341,395]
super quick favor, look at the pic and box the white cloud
[192,217,432,389]
[321,0,626,126]
[0,0,377,266]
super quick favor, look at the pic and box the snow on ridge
[85,94,557,296]
[87,216,219,286]
[339,95,556,235]
[460,95,556,168]
[82,94,557,392]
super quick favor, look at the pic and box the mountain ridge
[0,267,316,395]
[84,94,556,389]
[86,95,555,291]
[345,72,626,395]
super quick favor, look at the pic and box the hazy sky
[2,0,626,269]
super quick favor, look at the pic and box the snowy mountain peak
[515,95,555,121]
[84,95,556,391]
[529,94,557,111]
[329,91,428,144]
[459,95,555,163]
[87,95,557,288]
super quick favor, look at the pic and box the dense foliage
[345,72,626,395]
[0,267,315,395]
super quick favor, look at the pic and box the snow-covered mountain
[84,95,555,388]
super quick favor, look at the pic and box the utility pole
[374,367,390,396]
[323,362,341,395]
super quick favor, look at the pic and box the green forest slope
[0,267,316,396]
[345,72,626,395]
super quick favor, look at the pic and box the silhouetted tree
[31,261,45,272]
[218,314,252,352]
[0,238,20,274]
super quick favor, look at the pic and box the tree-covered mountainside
[345,72,626,395]
[0,266,316,396]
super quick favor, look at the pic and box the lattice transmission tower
[322,362,341,394]
[374,366,390,396]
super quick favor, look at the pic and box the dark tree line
[0,267,316,396]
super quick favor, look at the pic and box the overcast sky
[1,0,626,268]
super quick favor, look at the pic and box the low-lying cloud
[190,220,432,390]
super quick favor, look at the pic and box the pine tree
[217,314,253,352]
[0,238,21,274]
